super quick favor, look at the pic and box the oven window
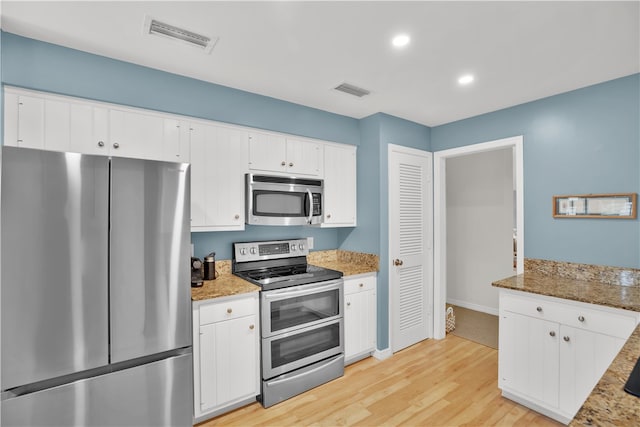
[254,191,305,217]
[270,289,339,333]
[270,322,340,369]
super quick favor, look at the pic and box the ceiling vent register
[144,16,217,53]
[334,83,371,98]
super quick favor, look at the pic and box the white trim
[373,348,393,361]
[445,298,499,316]
[433,135,524,340]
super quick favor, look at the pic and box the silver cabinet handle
[226,308,232,314]
[249,324,255,330]
[281,161,286,166]
[97,141,105,147]
[347,302,351,306]
[359,283,364,288]
[536,306,542,312]
[113,142,120,149]
[289,162,294,167]
[326,214,332,219]
[549,331,556,337]
[578,315,585,322]
[563,336,570,342]
[234,214,240,220]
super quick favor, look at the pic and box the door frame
[388,143,433,352]
[433,135,524,339]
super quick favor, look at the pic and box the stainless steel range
[233,239,344,408]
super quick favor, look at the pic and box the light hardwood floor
[199,334,562,426]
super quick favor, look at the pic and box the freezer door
[1,352,193,427]
[1,147,109,390]
[110,158,191,362]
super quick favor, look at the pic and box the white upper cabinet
[322,143,357,227]
[190,123,248,232]
[4,88,187,163]
[248,131,322,176]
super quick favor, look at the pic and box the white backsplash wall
[445,147,515,315]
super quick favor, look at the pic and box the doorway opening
[433,136,524,340]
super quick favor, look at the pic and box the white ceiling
[1,1,638,127]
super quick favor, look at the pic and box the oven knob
[290,245,296,252]
[298,243,305,251]
[249,247,257,255]
[240,248,247,255]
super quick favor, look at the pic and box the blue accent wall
[431,74,640,268]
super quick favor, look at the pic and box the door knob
[393,259,403,266]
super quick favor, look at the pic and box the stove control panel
[234,238,309,262]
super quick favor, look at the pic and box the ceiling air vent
[144,15,218,54]
[334,83,371,98]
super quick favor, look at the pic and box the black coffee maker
[191,257,203,287]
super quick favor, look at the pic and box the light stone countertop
[493,259,640,427]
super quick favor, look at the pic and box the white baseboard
[446,298,498,316]
[373,348,392,360]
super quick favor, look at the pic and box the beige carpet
[446,305,499,349]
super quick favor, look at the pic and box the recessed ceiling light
[458,74,475,85]
[392,34,410,48]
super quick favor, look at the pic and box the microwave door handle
[306,189,313,224]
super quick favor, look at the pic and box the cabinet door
[69,104,110,155]
[344,290,376,360]
[16,95,45,149]
[191,124,248,231]
[213,315,258,408]
[110,109,164,160]
[285,138,322,176]
[499,311,559,408]
[558,325,625,416]
[199,323,218,411]
[248,132,287,173]
[323,144,357,226]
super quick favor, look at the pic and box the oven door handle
[306,189,313,224]
[266,355,342,386]
[263,282,340,299]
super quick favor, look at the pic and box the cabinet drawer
[200,296,256,325]
[501,292,638,340]
[344,275,376,295]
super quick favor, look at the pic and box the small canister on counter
[204,252,216,280]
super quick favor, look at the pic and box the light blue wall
[339,113,431,349]
[1,32,361,260]
[431,74,640,268]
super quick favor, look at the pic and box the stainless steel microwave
[246,174,323,226]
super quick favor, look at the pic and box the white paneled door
[389,144,433,352]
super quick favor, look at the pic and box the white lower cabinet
[344,273,377,364]
[193,293,260,422]
[498,290,639,424]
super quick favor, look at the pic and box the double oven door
[261,279,343,379]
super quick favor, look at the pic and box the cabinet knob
[536,306,542,312]
[359,283,364,288]
[563,336,570,342]
[549,331,556,337]
[326,214,332,219]
[226,308,232,314]
[249,324,255,330]
[347,302,351,306]
[113,142,120,149]
[281,161,286,166]
[97,141,105,147]
[289,162,294,167]
[234,214,240,220]
[578,315,585,322]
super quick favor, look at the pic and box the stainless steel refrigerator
[0,147,193,426]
